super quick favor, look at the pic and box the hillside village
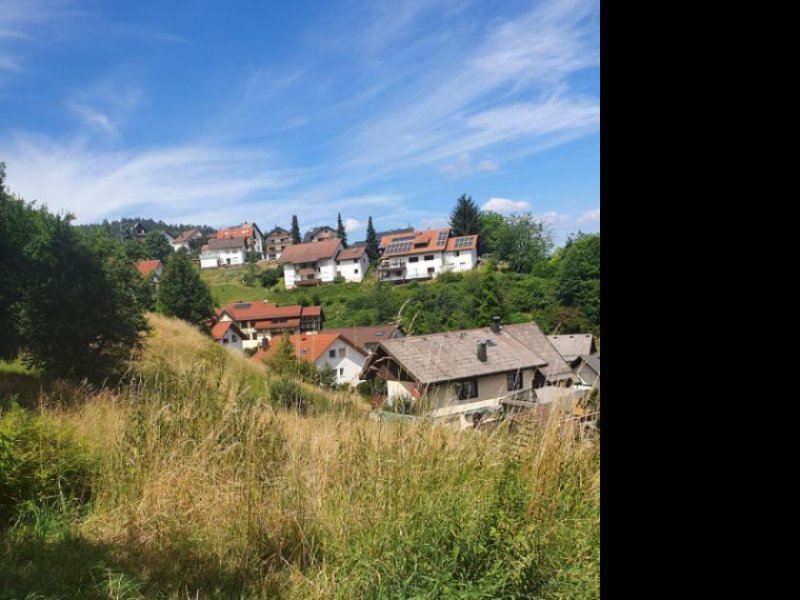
[129,212,599,432]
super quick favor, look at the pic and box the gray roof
[303,225,336,243]
[503,323,577,382]
[206,237,247,250]
[373,326,547,384]
[574,354,600,387]
[547,333,595,362]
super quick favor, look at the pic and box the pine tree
[365,216,379,262]
[449,194,482,237]
[158,250,215,327]
[291,215,301,244]
[336,212,348,248]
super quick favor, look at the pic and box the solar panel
[436,230,448,246]
[233,303,252,309]
[392,234,416,242]
[386,241,413,254]
[454,236,473,248]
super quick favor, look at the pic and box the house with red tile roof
[171,228,204,251]
[217,300,324,350]
[215,222,264,258]
[377,229,478,282]
[135,259,163,286]
[251,332,367,385]
[210,321,246,351]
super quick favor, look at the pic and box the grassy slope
[1,314,599,599]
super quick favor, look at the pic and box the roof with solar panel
[379,228,457,257]
[445,234,478,252]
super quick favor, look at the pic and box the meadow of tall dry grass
[1,314,599,599]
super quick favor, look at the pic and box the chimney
[477,340,488,362]
[490,316,501,334]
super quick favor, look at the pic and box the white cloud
[577,208,600,225]
[0,134,294,225]
[0,56,21,71]
[482,197,530,213]
[420,216,449,229]
[344,218,364,233]
[439,153,499,177]
[69,104,116,135]
[476,159,498,172]
[537,210,570,225]
[67,82,144,137]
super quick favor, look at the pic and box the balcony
[378,258,407,271]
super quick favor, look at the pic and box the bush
[260,268,282,288]
[0,403,96,529]
[269,378,304,411]
[333,275,346,284]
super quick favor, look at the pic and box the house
[303,225,338,243]
[278,239,343,288]
[251,332,366,386]
[132,222,148,240]
[324,324,403,354]
[161,230,176,244]
[135,259,163,286]
[335,246,369,283]
[547,334,597,364]
[351,227,414,249]
[171,229,204,251]
[217,300,324,350]
[377,228,478,282]
[263,226,294,260]
[215,222,265,258]
[360,319,578,429]
[199,237,248,268]
[210,321,246,351]
[572,354,600,391]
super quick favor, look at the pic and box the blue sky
[0,0,599,245]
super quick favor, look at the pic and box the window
[339,367,344,376]
[231,334,238,342]
[354,268,358,274]
[328,349,336,358]
[424,254,434,261]
[455,251,460,257]
[427,267,435,274]
[222,338,229,344]
[506,371,522,391]
[409,256,419,263]
[455,378,478,400]
[338,347,346,358]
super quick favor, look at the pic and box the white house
[278,238,343,288]
[199,238,247,268]
[217,300,324,350]
[377,228,478,283]
[215,222,265,258]
[210,321,245,351]
[252,332,367,386]
[335,246,369,283]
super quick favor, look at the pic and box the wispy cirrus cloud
[67,81,144,137]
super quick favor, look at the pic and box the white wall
[318,257,337,282]
[217,247,246,266]
[200,257,220,269]
[336,255,368,283]
[217,329,243,351]
[443,249,477,272]
[315,338,365,385]
[403,252,444,280]
[284,264,298,289]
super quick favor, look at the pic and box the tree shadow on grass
[0,534,260,600]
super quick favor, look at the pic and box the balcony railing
[378,258,407,271]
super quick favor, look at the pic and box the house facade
[210,321,245,351]
[335,246,369,283]
[171,229,204,251]
[278,239,343,288]
[303,226,338,243]
[360,320,578,429]
[377,229,478,283]
[253,333,366,386]
[218,300,324,350]
[199,238,247,268]
[263,226,293,260]
[215,222,265,258]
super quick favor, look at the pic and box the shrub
[333,275,346,284]
[0,403,96,529]
[269,378,304,411]
[260,268,282,288]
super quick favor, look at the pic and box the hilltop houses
[264,226,294,260]
[199,237,248,268]
[324,324,403,354]
[359,320,578,429]
[335,246,369,283]
[211,321,246,351]
[217,300,324,350]
[252,332,366,385]
[216,222,265,258]
[377,228,478,282]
